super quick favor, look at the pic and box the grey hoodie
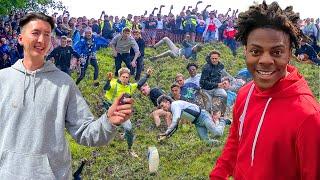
[0,60,117,179]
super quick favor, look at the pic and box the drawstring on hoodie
[23,70,27,106]
[22,69,38,106]
[238,83,273,167]
[32,71,37,101]
[239,84,255,139]
[251,97,272,166]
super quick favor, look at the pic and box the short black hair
[236,1,303,49]
[19,12,55,31]
[170,83,180,90]
[186,63,198,70]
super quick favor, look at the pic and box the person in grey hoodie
[0,12,134,180]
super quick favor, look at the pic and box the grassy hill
[69,42,319,179]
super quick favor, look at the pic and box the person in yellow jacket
[103,67,152,157]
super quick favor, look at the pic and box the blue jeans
[224,38,237,56]
[194,110,225,145]
[76,57,99,84]
[131,56,144,81]
[204,31,216,42]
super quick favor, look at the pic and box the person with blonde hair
[103,67,152,157]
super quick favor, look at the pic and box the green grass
[69,42,319,179]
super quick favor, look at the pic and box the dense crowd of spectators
[1,5,320,69]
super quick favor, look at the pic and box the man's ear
[18,34,23,46]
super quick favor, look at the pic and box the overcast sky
[61,0,319,19]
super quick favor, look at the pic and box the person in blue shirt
[73,28,109,86]
[295,37,320,66]
[149,35,202,61]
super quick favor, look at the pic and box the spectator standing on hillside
[110,27,140,77]
[74,27,109,86]
[130,30,145,81]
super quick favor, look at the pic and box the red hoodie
[210,65,320,180]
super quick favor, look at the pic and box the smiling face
[244,28,291,90]
[188,66,197,77]
[18,19,51,61]
[176,76,185,87]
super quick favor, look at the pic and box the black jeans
[56,65,71,76]
[76,58,99,84]
[114,53,133,76]
[132,56,144,81]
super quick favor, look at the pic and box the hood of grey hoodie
[11,59,60,105]
[0,59,117,179]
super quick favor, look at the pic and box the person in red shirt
[223,21,237,57]
[210,1,320,180]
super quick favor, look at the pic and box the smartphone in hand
[119,93,131,105]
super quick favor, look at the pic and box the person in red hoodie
[223,21,237,57]
[210,1,320,180]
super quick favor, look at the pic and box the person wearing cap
[210,2,320,179]
[157,95,226,145]
[110,27,140,77]
[73,27,109,86]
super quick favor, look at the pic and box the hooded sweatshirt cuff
[99,114,117,133]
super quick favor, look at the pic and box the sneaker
[129,150,139,158]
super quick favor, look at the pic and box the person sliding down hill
[149,35,203,61]
[157,95,226,145]
[103,67,152,157]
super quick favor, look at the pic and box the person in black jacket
[47,36,81,75]
[130,30,145,81]
[139,83,171,129]
[200,50,227,113]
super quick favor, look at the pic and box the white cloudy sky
[60,0,319,19]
